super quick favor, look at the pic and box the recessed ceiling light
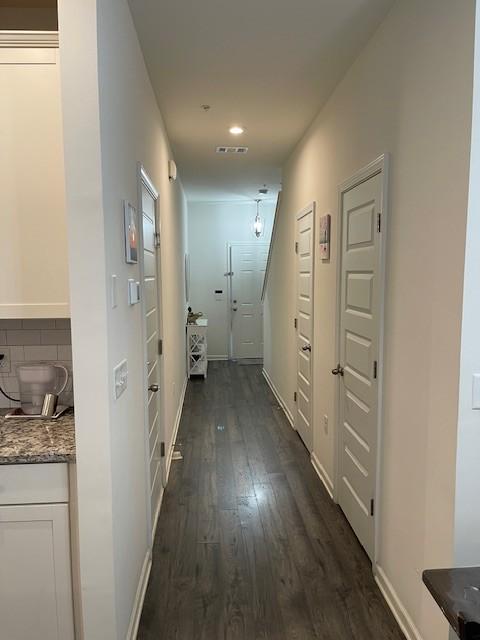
[229,125,245,135]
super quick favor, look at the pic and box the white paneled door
[295,204,315,452]
[141,169,164,537]
[336,165,385,560]
[230,242,269,359]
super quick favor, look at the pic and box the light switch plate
[114,359,128,399]
[111,275,117,308]
[473,374,480,410]
[128,279,140,305]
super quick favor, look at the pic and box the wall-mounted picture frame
[124,200,138,264]
[319,213,331,260]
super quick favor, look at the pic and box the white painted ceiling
[129,0,394,202]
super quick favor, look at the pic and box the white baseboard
[126,548,152,640]
[165,376,188,482]
[374,565,424,640]
[262,368,294,428]
[310,451,334,499]
[208,355,228,361]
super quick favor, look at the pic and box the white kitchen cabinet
[0,503,75,640]
[0,32,70,319]
[0,462,75,639]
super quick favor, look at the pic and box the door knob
[148,384,159,392]
[302,344,312,352]
[331,364,344,377]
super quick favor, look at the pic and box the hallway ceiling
[129,0,394,202]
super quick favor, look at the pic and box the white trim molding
[0,31,59,48]
[374,565,424,640]
[311,452,334,499]
[262,368,294,428]
[126,549,152,640]
[165,376,188,482]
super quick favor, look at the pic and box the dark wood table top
[423,567,480,640]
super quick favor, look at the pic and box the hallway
[138,362,404,639]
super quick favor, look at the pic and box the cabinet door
[0,503,74,640]
[0,47,69,319]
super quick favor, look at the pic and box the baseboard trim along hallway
[126,549,152,640]
[311,451,334,499]
[165,376,188,483]
[375,565,424,640]
[262,367,295,428]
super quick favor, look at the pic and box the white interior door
[295,203,315,452]
[141,173,164,535]
[336,168,384,560]
[230,242,269,359]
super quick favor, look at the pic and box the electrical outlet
[114,359,128,399]
[0,349,11,374]
[323,414,329,434]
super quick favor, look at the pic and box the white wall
[188,200,275,358]
[264,2,475,639]
[453,2,480,568]
[58,0,188,637]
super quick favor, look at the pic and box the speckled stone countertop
[0,410,76,464]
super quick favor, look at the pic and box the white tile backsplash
[24,345,58,361]
[21,319,57,330]
[0,319,73,410]
[6,330,41,345]
[41,329,71,345]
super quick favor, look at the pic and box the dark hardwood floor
[138,361,404,640]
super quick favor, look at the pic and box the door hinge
[154,231,161,248]
[377,213,382,233]
[294,391,297,403]
[373,360,378,379]
[294,318,298,329]
[370,498,375,517]
[160,442,165,458]
[295,241,299,253]
[158,339,163,355]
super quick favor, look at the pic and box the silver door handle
[331,364,344,376]
[302,344,312,352]
[148,384,159,392]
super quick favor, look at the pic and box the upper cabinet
[0,32,70,319]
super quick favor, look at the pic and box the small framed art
[319,214,331,260]
[124,200,138,264]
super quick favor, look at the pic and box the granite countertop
[423,567,480,639]
[0,410,76,464]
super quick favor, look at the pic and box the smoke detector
[216,146,249,154]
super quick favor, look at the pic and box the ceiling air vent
[216,146,249,154]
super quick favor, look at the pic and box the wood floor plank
[138,362,405,640]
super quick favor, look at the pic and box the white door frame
[333,154,389,564]
[137,163,165,544]
[227,241,270,360]
[295,202,315,449]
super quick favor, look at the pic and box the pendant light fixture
[253,199,264,238]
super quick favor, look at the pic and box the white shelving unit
[187,319,208,379]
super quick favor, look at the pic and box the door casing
[295,202,315,451]
[137,163,165,544]
[334,154,389,565]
